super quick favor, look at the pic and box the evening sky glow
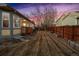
[8,3,79,23]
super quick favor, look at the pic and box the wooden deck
[0,31,79,56]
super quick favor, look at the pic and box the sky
[8,3,79,13]
[7,3,79,24]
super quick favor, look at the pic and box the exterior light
[23,20,26,21]
[23,23,26,27]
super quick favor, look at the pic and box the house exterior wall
[62,13,77,26]
[56,12,79,26]
[13,29,21,35]
[2,30,10,36]
[0,10,21,40]
[56,19,63,26]
[56,13,66,26]
[0,9,34,41]
[20,19,30,27]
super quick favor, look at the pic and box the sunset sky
[8,3,79,24]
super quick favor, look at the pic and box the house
[54,11,79,41]
[0,4,35,41]
[55,11,79,26]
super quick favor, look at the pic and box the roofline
[55,14,64,23]
[8,5,35,25]
[56,10,79,23]
[0,5,35,25]
[56,12,71,23]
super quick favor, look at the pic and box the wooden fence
[21,27,33,36]
[48,26,79,41]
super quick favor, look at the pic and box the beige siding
[56,13,67,26]
[2,30,10,36]
[13,29,21,35]
[56,19,63,26]
[56,12,79,26]
[62,14,77,26]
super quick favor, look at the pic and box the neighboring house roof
[56,10,79,23]
[56,12,71,23]
[0,5,35,25]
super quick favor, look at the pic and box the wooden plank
[44,31,64,56]
[47,32,79,56]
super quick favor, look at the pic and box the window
[77,17,79,25]
[2,12,10,28]
[13,15,20,28]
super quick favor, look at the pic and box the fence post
[72,26,74,41]
[55,27,57,33]
[63,26,64,38]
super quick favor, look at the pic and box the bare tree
[29,5,57,30]
[43,6,57,28]
[31,7,42,27]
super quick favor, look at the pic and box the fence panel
[49,26,79,42]
[74,26,79,41]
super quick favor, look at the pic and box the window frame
[13,14,20,28]
[2,11,10,29]
[77,17,79,25]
